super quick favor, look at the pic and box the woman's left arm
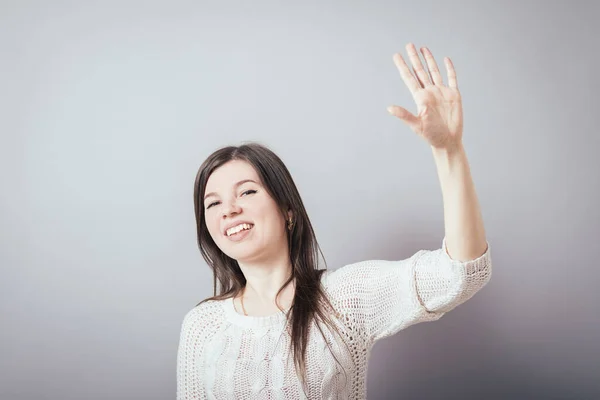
[432,144,487,261]
[387,43,487,261]
[320,44,492,343]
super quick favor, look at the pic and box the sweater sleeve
[176,305,214,400]
[322,238,492,343]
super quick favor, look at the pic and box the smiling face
[202,159,289,263]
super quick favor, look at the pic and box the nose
[222,198,242,218]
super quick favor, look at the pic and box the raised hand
[387,43,463,150]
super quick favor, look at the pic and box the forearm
[431,143,487,261]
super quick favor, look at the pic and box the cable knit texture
[177,238,492,399]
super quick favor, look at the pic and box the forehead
[205,160,260,192]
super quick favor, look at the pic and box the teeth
[226,223,253,236]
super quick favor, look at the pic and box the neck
[238,251,294,305]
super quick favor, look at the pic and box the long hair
[193,142,347,389]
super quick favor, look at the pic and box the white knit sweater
[177,238,492,399]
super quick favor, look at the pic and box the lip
[222,220,254,236]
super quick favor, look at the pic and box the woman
[177,43,492,399]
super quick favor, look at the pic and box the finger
[445,57,458,89]
[393,53,421,95]
[387,105,421,133]
[412,66,425,88]
[420,47,444,86]
[406,43,432,87]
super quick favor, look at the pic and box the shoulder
[320,260,380,290]
[320,253,424,289]
[177,299,229,366]
[319,260,388,300]
[179,298,227,335]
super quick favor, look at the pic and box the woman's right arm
[176,307,206,400]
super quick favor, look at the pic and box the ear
[287,209,294,221]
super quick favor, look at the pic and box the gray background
[1,1,599,399]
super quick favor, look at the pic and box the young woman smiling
[177,43,492,399]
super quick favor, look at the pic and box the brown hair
[193,142,347,390]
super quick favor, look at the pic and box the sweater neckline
[222,297,290,328]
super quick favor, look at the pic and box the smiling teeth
[227,223,253,236]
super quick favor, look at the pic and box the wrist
[431,141,465,162]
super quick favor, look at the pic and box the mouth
[225,223,254,237]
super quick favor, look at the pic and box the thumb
[387,105,420,132]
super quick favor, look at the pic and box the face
[203,159,289,263]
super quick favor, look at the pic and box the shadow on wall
[368,305,597,399]
[361,225,598,400]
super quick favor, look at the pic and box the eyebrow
[203,179,258,201]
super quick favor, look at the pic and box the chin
[220,244,260,264]
[235,245,277,265]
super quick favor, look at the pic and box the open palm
[388,43,463,150]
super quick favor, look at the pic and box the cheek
[260,208,286,235]
[204,214,221,241]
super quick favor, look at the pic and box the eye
[205,201,220,210]
[205,190,256,210]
